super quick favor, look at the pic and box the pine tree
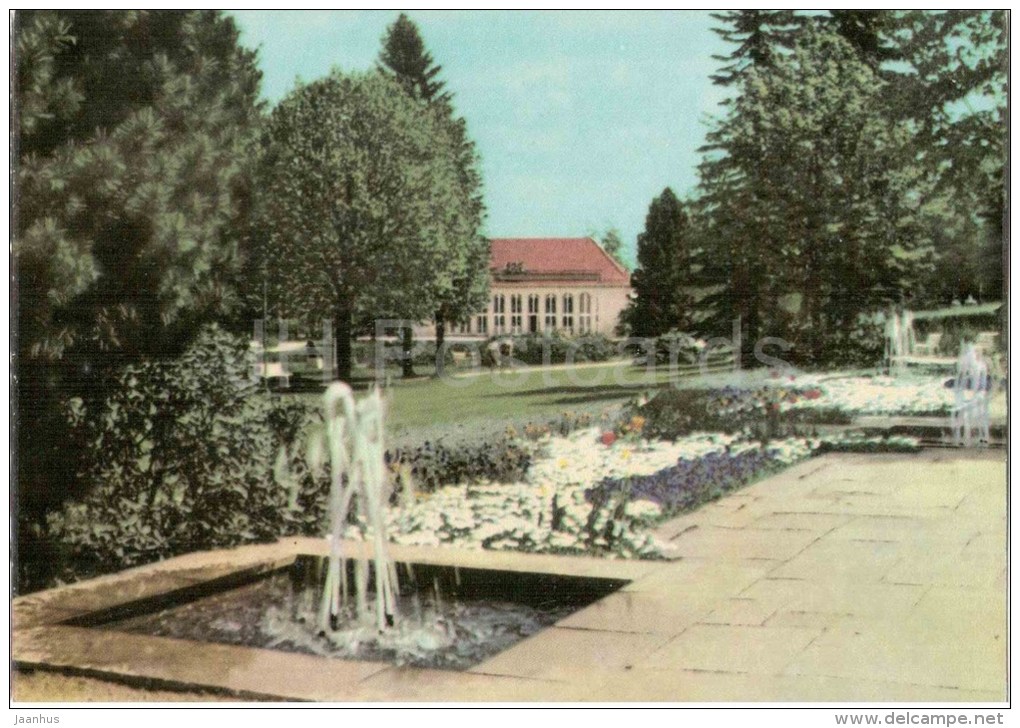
[378,13,487,377]
[14,10,263,514]
[622,189,693,338]
[695,26,934,366]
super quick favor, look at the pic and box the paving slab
[469,626,670,680]
[555,590,711,634]
[637,624,824,675]
[561,667,1002,702]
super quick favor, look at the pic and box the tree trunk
[333,303,352,382]
[434,313,446,377]
[401,325,415,378]
[745,291,760,369]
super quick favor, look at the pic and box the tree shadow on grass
[482,382,671,407]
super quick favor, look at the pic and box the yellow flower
[557,458,569,469]
[620,448,632,460]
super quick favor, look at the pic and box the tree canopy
[249,71,476,381]
[16,10,262,369]
[599,228,629,270]
[682,12,1006,366]
[693,25,937,364]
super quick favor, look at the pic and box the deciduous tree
[249,71,469,382]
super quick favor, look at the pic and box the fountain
[49,383,627,673]
[951,343,991,447]
[315,382,399,634]
[884,308,916,375]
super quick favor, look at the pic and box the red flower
[601,431,617,446]
[804,389,822,400]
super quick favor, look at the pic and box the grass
[911,301,1001,320]
[281,360,756,447]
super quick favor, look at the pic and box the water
[105,572,574,670]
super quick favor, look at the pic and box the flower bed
[382,427,920,560]
[775,374,954,417]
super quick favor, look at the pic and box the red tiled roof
[489,237,630,286]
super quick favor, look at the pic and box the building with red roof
[437,237,632,338]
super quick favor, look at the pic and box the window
[510,294,523,333]
[527,294,540,333]
[562,294,574,333]
[493,294,506,334]
[579,293,592,334]
[476,314,488,335]
[544,294,557,331]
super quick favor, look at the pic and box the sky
[230,10,734,267]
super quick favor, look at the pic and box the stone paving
[13,451,1007,702]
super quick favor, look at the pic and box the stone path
[13,451,1007,702]
[462,451,1007,701]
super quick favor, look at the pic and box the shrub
[839,315,886,368]
[351,340,456,371]
[633,386,852,442]
[572,333,617,362]
[651,330,706,366]
[386,436,531,494]
[935,320,990,356]
[815,434,921,454]
[45,325,324,579]
[487,332,617,366]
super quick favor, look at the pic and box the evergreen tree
[622,189,693,338]
[709,10,801,87]
[599,228,629,270]
[694,26,933,365]
[378,13,450,104]
[828,10,899,68]
[378,13,487,377]
[889,10,1007,304]
[14,10,263,513]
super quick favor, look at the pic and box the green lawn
[911,302,1001,320]
[282,360,749,446]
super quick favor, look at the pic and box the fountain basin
[84,558,625,670]
[13,537,658,700]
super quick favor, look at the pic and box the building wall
[414,284,631,340]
